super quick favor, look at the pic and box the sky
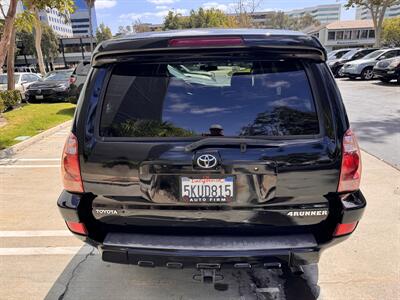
[94,0,356,33]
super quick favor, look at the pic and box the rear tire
[361,67,374,80]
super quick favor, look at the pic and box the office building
[286,4,341,23]
[38,7,73,38]
[0,0,23,20]
[356,4,400,20]
[70,0,97,37]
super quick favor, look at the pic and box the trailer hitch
[193,263,224,284]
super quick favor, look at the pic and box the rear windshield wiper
[184,137,283,152]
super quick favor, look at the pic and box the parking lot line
[0,158,60,162]
[0,246,96,256]
[0,230,72,237]
[0,165,60,168]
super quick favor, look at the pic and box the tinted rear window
[100,60,319,138]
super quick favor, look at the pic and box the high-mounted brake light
[61,132,84,193]
[169,37,244,47]
[338,129,362,193]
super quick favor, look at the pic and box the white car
[0,72,42,99]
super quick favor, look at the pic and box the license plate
[180,176,234,203]
[35,95,44,100]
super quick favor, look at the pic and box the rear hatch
[77,43,340,235]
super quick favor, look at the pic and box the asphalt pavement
[336,78,400,168]
[0,79,399,300]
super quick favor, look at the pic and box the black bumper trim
[103,233,317,251]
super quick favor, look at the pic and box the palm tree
[85,0,95,53]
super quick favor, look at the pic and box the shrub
[0,90,22,112]
[0,99,4,113]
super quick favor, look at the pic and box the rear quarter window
[99,60,319,138]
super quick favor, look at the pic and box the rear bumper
[26,90,70,102]
[100,233,320,268]
[373,68,400,79]
[57,190,366,267]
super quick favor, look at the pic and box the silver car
[0,72,42,99]
[341,48,400,80]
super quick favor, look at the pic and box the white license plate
[181,177,234,203]
[35,95,44,100]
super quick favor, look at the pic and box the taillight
[61,132,84,193]
[69,76,77,84]
[338,129,362,193]
[169,37,244,47]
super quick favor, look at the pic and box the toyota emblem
[196,154,218,169]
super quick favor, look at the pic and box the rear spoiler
[92,35,327,67]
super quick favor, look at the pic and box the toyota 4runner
[58,29,366,279]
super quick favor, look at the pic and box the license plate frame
[180,176,235,204]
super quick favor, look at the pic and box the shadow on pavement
[370,81,399,87]
[351,114,400,144]
[56,107,76,117]
[45,246,321,300]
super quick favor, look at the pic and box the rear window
[99,60,319,138]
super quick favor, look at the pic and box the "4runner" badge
[287,210,328,217]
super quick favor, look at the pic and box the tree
[6,26,17,90]
[163,8,237,30]
[0,0,18,72]
[382,16,400,46]
[96,22,112,43]
[22,0,75,75]
[345,0,400,47]
[232,0,263,27]
[163,11,185,30]
[298,13,320,30]
[16,30,35,56]
[133,19,151,33]
[41,24,59,69]
[16,23,59,71]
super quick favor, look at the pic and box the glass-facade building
[71,0,98,37]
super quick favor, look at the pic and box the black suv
[68,60,91,104]
[58,29,366,279]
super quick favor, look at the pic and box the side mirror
[378,56,386,60]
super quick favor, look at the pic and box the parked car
[58,29,365,280]
[0,72,42,99]
[68,60,91,104]
[25,69,73,102]
[373,56,400,83]
[328,48,378,77]
[327,48,353,60]
[342,48,400,80]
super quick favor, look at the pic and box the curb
[0,120,72,158]
[360,148,400,172]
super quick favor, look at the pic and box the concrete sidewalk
[319,151,400,300]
